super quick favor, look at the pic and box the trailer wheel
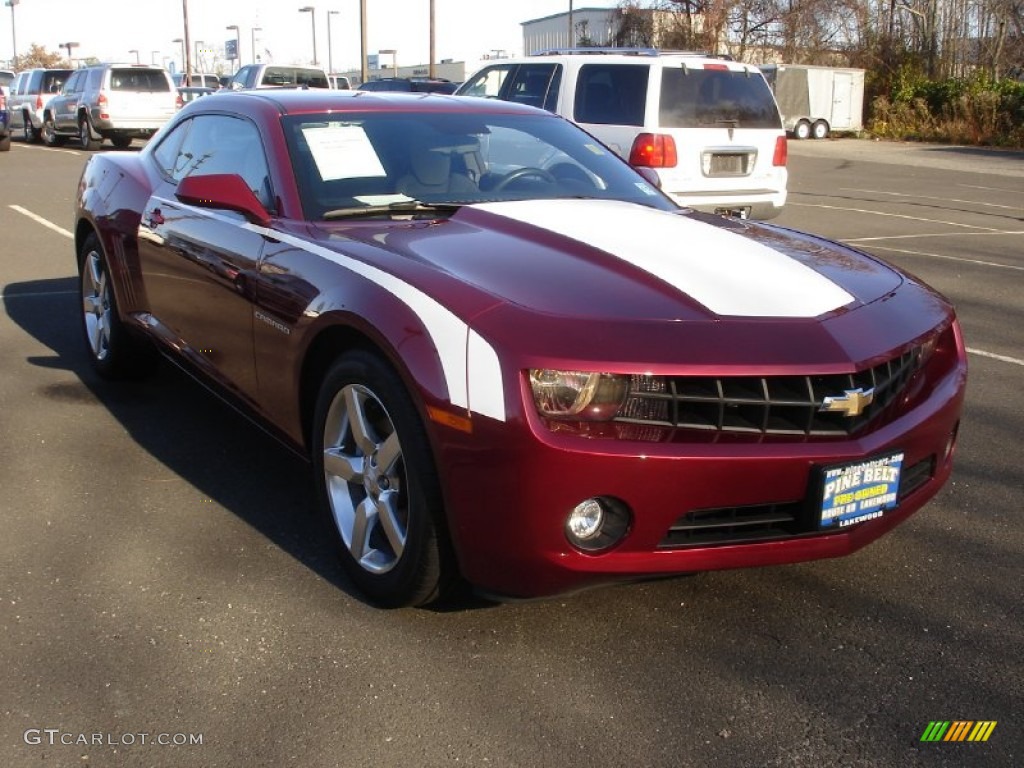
[793,120,811,140]
[812,120,830,139]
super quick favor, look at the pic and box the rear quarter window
[573,64,648,126]
[659,68,782,129]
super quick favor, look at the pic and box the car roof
[190,89,545,117]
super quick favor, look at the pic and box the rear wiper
[322,201,463,220]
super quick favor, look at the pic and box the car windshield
[282,109,676,220]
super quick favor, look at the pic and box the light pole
[181,0,193,86]
[379,48,397,78]
[298,6,317,66]
[327,10,338,75]
[359,0,367,85]
[62,41,79,65]
[128,49,140,64]
[225,24,240,72]
[172,37,186,75]
[251,26,261,64]
[429,0,435,79]
[5,0,18,66]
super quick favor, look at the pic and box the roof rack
[529,47,733,60]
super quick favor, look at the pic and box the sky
[2,0,622,74]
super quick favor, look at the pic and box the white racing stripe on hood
[474,199,854,318]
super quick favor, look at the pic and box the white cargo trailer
[758,64,865,139]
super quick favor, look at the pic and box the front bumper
[439,351,965,600]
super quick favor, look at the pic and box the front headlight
[529,369,629,421]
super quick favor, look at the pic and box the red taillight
[0,92,5,110]
[97,91,109,119]
[773,135,788,167]
[36,94,44,109]
[628,133,678,168]
[175,91,184,110]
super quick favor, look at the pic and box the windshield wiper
[322,201,463,220]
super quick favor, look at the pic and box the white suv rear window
[659,69,781,129]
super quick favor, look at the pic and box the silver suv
[7,68,73,142]
[457,49,788,219]
[43,63,180,150]
[227,64,330,90]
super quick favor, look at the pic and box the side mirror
[175,174,272,228]
[634,166,662,189]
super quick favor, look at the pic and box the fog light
[568,499,604,541]
[565,497,631,552]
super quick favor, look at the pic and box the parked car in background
[457,48,789,219]
[7,67,73,142]
[172,72,222,90]
[43,63,180,150]
[759,64,865,139]
[358,77,458,94]
[0,69,14,96]
[0,86,10,151]
[329,75,351,90]
[178,86,216,104]
[73,89,966,607]
[227,64,330,90]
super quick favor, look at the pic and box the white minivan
[456,49,788,219]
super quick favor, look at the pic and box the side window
[574,64,649,126]
[151,118,193,179]
[460,66,512,99]
[87,68,104,90]
[505,64,561,111]
[63,71,83,95]
[172,114,275,212]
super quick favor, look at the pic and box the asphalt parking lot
[1,137,1021,767]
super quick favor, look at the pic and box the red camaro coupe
[75,90,967,606]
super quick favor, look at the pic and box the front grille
[660,502,803,547]
[659,456,936,548]
[617,348,920,437]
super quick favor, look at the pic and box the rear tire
[23,114,39,143]
[0,134,10,152]
[78,232,156,379]
[793,120,811,140]
[812,120,830,139]
[42,117,65,147]
[312,350,453,607]
[79,116,102,151]
[111,135,133,149]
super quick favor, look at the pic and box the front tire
[312,351,452,607]
[111,135,133,149]
[78,232,155,379]
[0,134,10,152]
[793,120,811,140]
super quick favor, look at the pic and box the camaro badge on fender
[820,387,876,418]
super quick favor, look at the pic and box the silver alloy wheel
[82,249,112,361]
[322,383,408,574]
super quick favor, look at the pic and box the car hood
[332,199,903,323]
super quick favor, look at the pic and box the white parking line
[959,183,1024,194]
[8,205,74,239]
[846,231,1024,243]
[967,348,1024,367]
[12,142,81,156]
[789,202,1005,232]
[839,188,1024,212]
[858,244,1024,272]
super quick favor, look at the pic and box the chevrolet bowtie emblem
[820,387,875,418]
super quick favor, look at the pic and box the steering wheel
[494,167,557,191]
